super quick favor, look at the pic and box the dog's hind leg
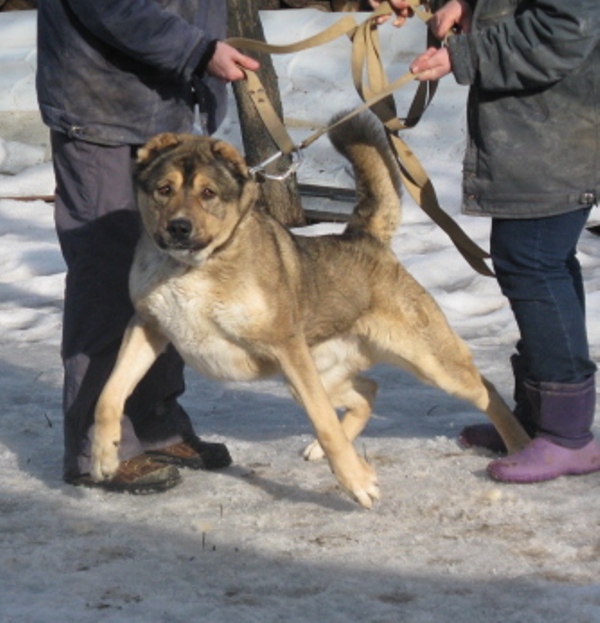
[91,316,169,482]
[303,374,378,461]
[374,317,531,454]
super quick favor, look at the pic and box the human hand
[207,41,260,82]
[428,0,472,39]
[410,46,452,81]
[368,0,414,27]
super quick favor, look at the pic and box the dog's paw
[90,436,121,482]
[302,439,326,462]
[350,458,381,509]
[353,479,381,509]
[333,453,381,509]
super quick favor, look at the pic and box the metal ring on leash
[248,148,303,182]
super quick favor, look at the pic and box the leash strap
[227,1,494,277]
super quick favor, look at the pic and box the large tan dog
[90,112,529,508]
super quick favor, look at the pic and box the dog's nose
[167,218,193,241]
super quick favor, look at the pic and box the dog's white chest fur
[131,244,276,382]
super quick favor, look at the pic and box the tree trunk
[0,0,38,9]
[227,0,305,227]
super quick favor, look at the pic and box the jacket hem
[462,202,595,220]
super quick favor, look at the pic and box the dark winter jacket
[36,0,227,146]
[446,0,600,218]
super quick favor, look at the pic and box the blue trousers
[490,208,597,385]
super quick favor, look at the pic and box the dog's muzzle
[154,218,210,254]
[166,218,193,242]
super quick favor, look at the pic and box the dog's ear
[137,133,182,165]
[211,140,250,179]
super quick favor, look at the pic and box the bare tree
[227,0,305,227]
[0,0,38,9]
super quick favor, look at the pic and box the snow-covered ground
[1,9,599,623]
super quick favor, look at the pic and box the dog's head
[134,133,259,265]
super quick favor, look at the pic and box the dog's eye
[201,187,216,200]
[157,184,172,197]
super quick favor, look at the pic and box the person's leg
[485,210,599,481]
[51,132,229,486]
[491,209,595,385]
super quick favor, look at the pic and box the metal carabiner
[248,148,302,182]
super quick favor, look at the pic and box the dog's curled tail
[328,111,402,246]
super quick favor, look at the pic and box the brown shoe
[147,437,232,471]
[72,455,182,494]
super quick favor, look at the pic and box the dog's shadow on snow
[220,463,360,512]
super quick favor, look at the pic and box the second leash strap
[229,2,494,276]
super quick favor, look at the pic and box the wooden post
[227,0,305,227]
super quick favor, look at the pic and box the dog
[90,111,529,508]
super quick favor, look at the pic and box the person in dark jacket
[372,0,600,482]
[36,0,259,493]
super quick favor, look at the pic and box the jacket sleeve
[448,0,599,91]
[64,0,213,81]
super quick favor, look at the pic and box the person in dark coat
[36,0,259,492]
[372,0,600,482]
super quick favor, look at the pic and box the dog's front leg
[278,337,380,509]
[91,316,169,482]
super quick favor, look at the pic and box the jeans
[490,208,596,385]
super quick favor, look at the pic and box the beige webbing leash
[227,1,494,277]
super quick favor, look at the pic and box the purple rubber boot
[458,423,507,454]
[488,376,600,483]
[488,437,600,483]
[459,354,537,454]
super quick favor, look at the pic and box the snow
[1,9,600,623]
